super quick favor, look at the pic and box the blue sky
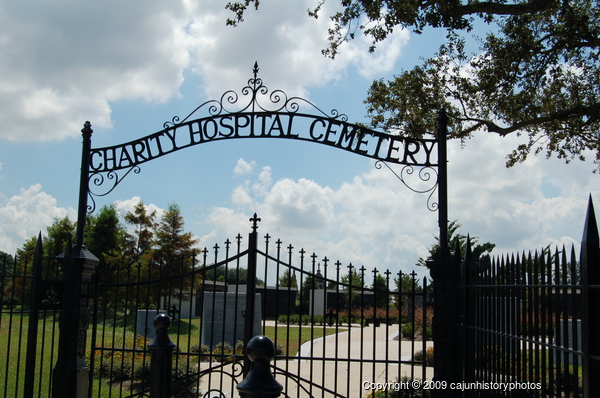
[0,1,597,281]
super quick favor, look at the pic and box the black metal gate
[0,235,78,398]
[87,214,431,397]
[1,63,445,398]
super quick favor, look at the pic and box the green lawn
[1,311,341,398]
[0,311,59,398]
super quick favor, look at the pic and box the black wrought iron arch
[74,63,448,253]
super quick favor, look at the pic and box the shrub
[275,344,284,356]
[475,345,503,368]
[423,326,432,340]
[110,361,133,382]
[277,314,326,325]
[89,334,152,381]
[401,323,416,340]
[190,344,211,362]
[364,376,429,398]
[413,346,434,366]
[212,342,234,363]
[412,306,433,331]
[133,360,151,384]
[278,308,402,326]
[214,341,233,352]
[235,340,245,355]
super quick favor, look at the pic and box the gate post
[149,314,177,398]
[237,335,283,397]
[426,251,457,398]
[52,121,99,398]
[243,214,260,377]
[52,241,99,398]
[425,109,458,397]
[581,196,600,397]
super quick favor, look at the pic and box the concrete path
[199,324,433,398]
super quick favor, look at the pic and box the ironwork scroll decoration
[86,62,440,212]
[163,62,348,129]
[88,166,141,212]
[375,161,439,212]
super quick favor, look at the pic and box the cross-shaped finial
[249,213,261,232]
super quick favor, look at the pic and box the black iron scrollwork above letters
[86,63,440,211]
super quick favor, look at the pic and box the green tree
[1,251,16,307]
[342,267,366,288]
[10,218,73,307]
[417,220,495,267]
[5,237,39,307]
[42,217,76,279]
[371,273,390,308]
[394,272,427,310]
[45,216,75,259]
[336,266,366,308]
[227,0,600,169]
[124,200,157,263]
[153,204,200,307]
[278,269,298,288]
[154,204,198,263]
[85,204,126,271]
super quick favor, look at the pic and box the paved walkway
[199,324,433,397]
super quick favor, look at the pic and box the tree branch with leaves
[227,0,600,170]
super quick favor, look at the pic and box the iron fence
[456,198,600,397]
[8,200,597,397]
[0,237,63,398]
[86,216,431,398]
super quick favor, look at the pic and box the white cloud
[202,162,440,277]
[0,0,192,141]
[188,1,409,100]
[232,183,253,207]
[446,132,597,254]
[339,16,410,79]
[252,166,273,196]
[0,0,407,142]
[234,158,255,176]
[199,143,598,281]
[203,207,251,245]
[0,184,76,253]
[114,196,165,226]
[263,177,335,229]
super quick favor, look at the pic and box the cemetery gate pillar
[425,110,458,398]
[52,122,99,398]
[243,214,261,377]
